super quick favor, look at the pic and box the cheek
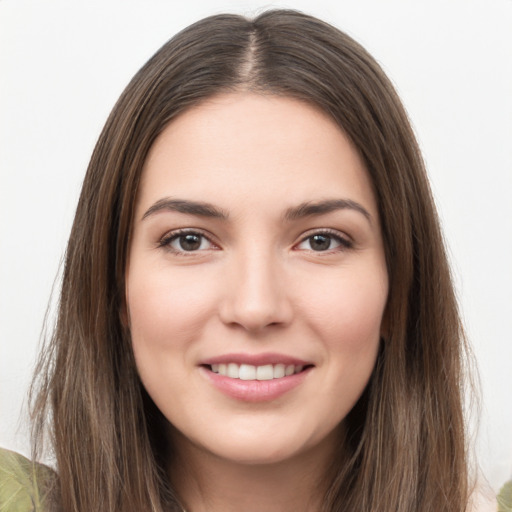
[126,268,209,410]
[299,266,387,391]
[303,268,387,341]
[127,265,217,349]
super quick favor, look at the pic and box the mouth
[199,355,314,402]
[205,363,310,380]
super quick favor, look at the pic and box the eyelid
[157,227,352,255]
[158,228,220,254]
[293,228,353,251]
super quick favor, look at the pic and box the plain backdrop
[1,0,511,492]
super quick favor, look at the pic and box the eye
[159,230,216,254]
[296,231,352,252]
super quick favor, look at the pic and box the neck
[169,429,343,512]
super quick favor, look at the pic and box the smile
[200,355,313,402]
[210,363,304,380]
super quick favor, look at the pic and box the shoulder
[467,482,499,512]
[0,447,57,512]
[469,478,512,512]
[497,480,512,512]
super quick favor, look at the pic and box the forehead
[137,92,377,218]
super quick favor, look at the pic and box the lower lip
[200,366,312,402]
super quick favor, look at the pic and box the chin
[175,416,341,469]
[205,438,309,466]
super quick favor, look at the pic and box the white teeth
[256,364,273,381]
[273,364,285,378]
[227,363,239,378]
[239,364,256,380]
[210,363,306,380]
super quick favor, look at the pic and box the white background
[1,0,511,492]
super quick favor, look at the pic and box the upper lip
[201,352,313,367]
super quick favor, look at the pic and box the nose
[218,249,293,332]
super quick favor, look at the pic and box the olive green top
[0,448,56,512]
[499,480,512,512]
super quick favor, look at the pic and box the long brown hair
[31,9,471,511]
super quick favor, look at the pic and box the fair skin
[126,92,388,512]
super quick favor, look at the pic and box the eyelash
[157,228,353,255]
[295,229,353,253]
[158,228,217,256]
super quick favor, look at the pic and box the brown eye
[309,234,332,251]
[177,234,202,251]
[160,230,215,253]
[296,231,352,252]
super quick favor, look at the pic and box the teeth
[210,363,305,380]
[274,364,285,378]
[256,364,273,381]
[227,363,239,379]
[239,364,256,380]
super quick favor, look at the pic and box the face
[126,93,388,467]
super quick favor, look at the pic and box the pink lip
[199,364,313,403]
[201,352,311,366]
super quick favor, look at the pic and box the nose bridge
[219,242,292,331]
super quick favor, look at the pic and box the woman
[1,9,485,512]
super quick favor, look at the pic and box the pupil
[310,234,330,251]
[180,234,201,251]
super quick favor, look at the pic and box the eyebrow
[141,197,371,224]
[284,199,372,223]
[142,198,229,221]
